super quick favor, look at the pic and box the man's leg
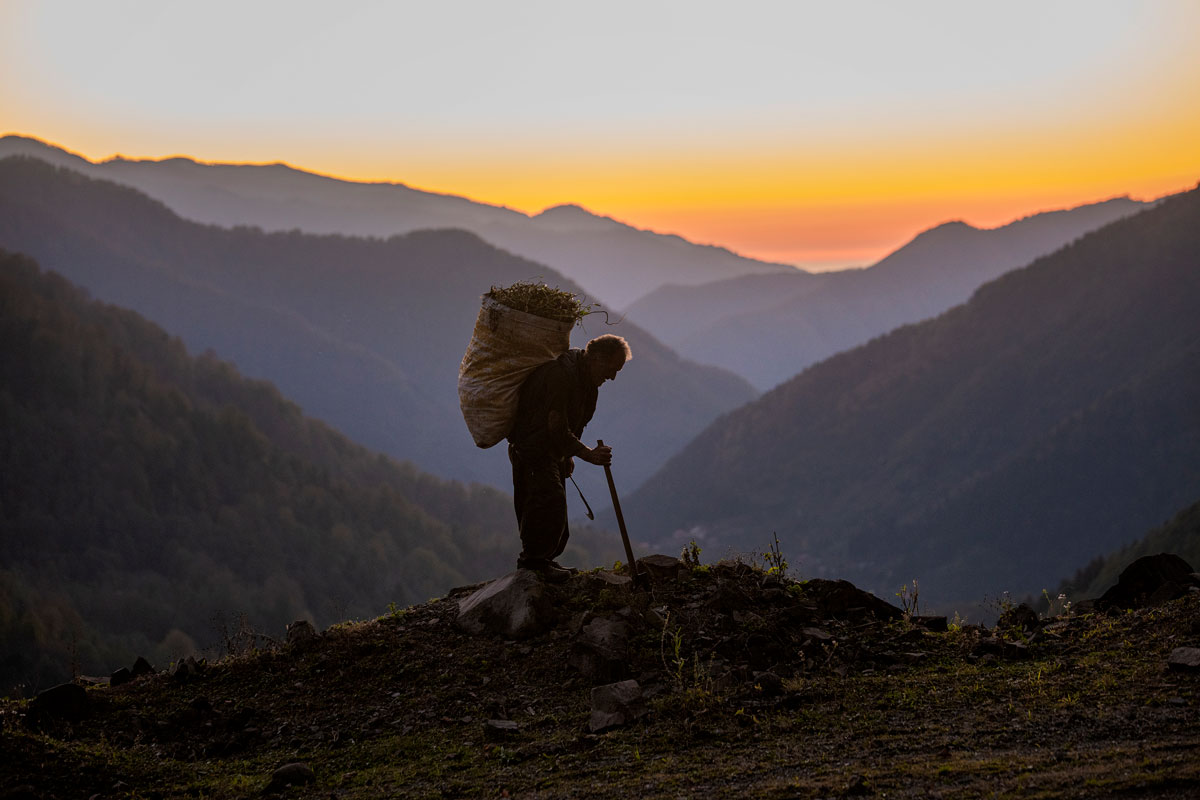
[511,454,568,565]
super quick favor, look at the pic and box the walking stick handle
[598,440,644,586]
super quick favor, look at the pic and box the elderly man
[506,334,632,582]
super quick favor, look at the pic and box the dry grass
[487,281,596,324]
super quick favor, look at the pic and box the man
[507,334,632,582]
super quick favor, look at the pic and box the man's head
[584,334,632,386]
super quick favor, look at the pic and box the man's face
[591,354,626,386]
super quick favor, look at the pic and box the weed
[763,532,788,577]
[660,612,687,688]
[210,611,275,657]
[681,539,702,568]
[1041,589,1073,619]
[895,580,920,620]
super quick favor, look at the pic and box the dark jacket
[507,349,597,461]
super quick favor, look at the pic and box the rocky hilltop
[3,554,1199,799]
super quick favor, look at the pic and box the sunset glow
[3,0,1199,270]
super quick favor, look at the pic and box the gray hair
[585,334,632,362]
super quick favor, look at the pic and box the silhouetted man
[507,334,632,582]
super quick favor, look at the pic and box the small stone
[913,615,949,632]
[265,763,315,794]
[286,620,317,645]
[844,774,872,795]
[109,667,132,687]
[483,719,521,741]
[637,554,683,581]
[752,671,784,696]
[997,603,1040,632]
[1003,641,1032,660]
[572,616,631,683]
[1167,647,1200,672]
[587,571,633,587]
[589,680,646,733]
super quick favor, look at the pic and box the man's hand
[578,442,612,467]
[562,456,575,478]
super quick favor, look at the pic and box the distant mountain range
[626,197,1152,389]
[615,186,1200,612]
[0,135,795,310]
[0,156,756,499]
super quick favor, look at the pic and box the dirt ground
[2,559,1198,799]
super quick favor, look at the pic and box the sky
[3,0,1199,271]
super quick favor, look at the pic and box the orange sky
[3,1,1200,270]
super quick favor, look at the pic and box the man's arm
[546,406,611,467]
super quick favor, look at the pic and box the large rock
[571,616,630,683]
[29,682,88,722]
[456,570,553,639]
[1096,553,1196,611]
[589,680,647,733]
[802,579,904,622]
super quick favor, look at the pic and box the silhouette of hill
[0,248,627,693]
[0,156,757,497]
[626,197,1151,389]
[0,135,795,309]
[616,186,1200,612]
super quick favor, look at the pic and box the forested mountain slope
[0,250,622,694]
[617,186,1200,613]
[0,156,756,496]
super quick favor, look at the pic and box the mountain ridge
[626,195,1153,390]
[0,135,796,309]
[616,185,1200,611]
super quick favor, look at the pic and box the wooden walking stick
[597,440,646,587]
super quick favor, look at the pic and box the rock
[1003,641,1032,660]
[571,616,630,683]
[997,603,1040,632]
[589,680,647,733]
[844,774,873,795]
[110,667,132,687]
[586,571,633,588]
[802,579,904,622]
[170,656,204,683]
[483,719,521,741]
[1096,553,1195,610]
[29,682,88,721]
[638,554,683,581]
[913,615,949,632]
[457,570,552,639]
[286,620,318,645]
[130,656,154,677]
[1167,647,1200,672]
[751,671,784,696]
[264,762,315,794]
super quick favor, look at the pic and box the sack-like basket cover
[458,296,573,448]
